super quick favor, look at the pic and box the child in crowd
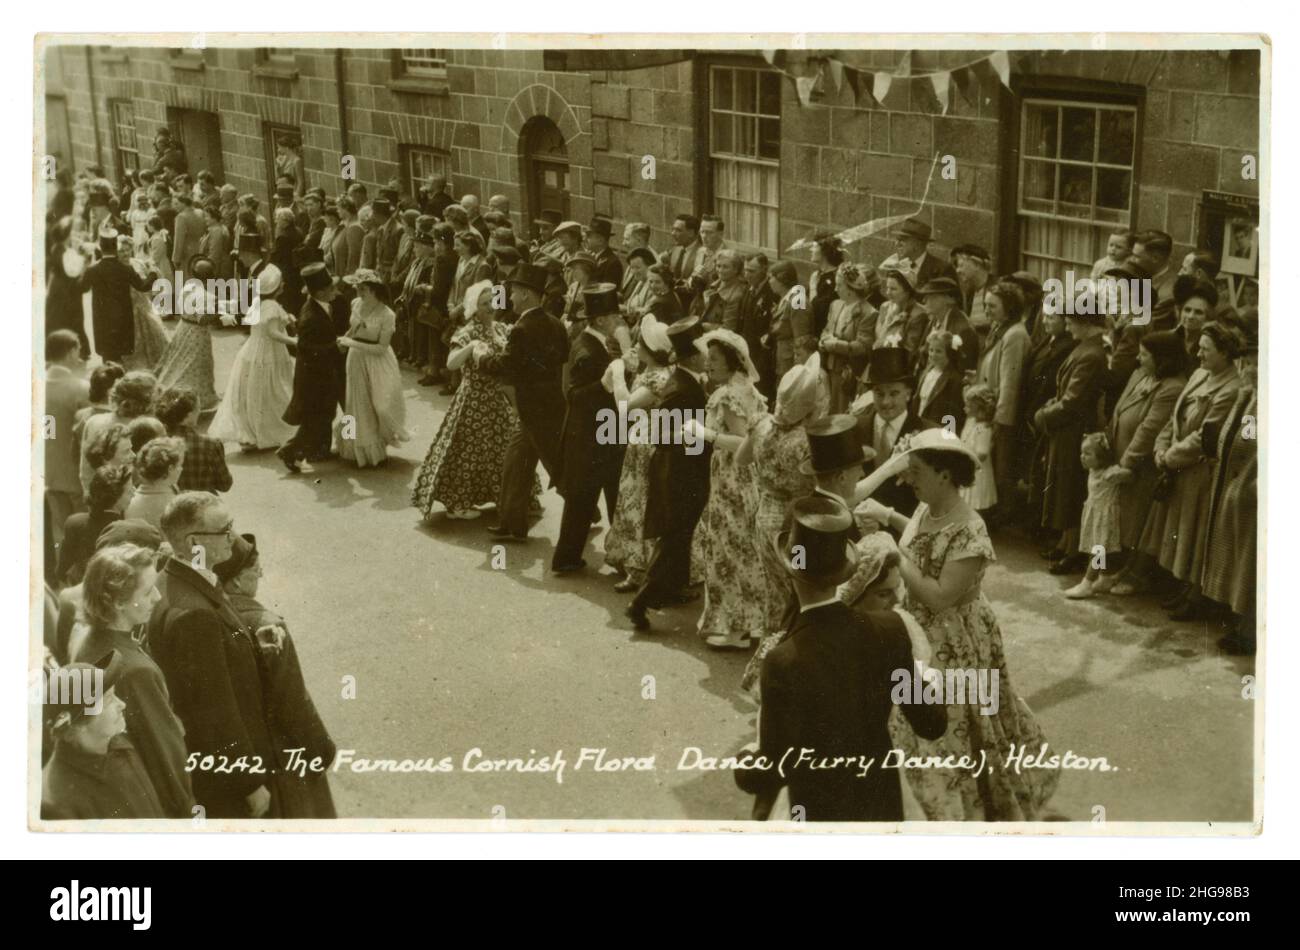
[1090,229,1136,281]
[959,384,997,515]
[1065,432,1125,599]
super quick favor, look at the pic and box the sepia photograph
[30,33,1266,833]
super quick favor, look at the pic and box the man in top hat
[476,261,570,541]
[803,414,876,530]
[851,347,936,524]
[77,230,158,364]
[915,276,978,375]
[626,313,713,631]
[734,495,947,822]
[278,262,343,472]
[584,216,624,288]
[550,283,628,574]
[892,216,957,290]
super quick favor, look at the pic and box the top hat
[237,231,263,253]
[506,261,548,295]
[580,283,620,319]
[892,217,933,243]
[864,347,913,386]
[300,262,334,293]
[800,413,874,476]
[587,216,613,238]
[291,244,324,269]
[918,276,961,299]
[773,495,859,586]
[97,229,120,254]
[666,316,704,360]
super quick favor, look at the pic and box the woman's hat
[463,278,498,320]
[95,518,164,552]
[638,313,671,359]
[255,264,284,296]
[301,262,334,293]
[61,245,86,279]
[699,328,760,383]
[774,356,825,426]
[493,245,522,266]
[553,220,583,237]
[837,532,901,608]
[891,426,979,466]
[877,254,919,293]
[837,261,872,293]
[343,268,385,289]
[800,413,873,476]
[864,347,913,386]
[580,283,620,319]
[773,495,859,586]
[213,533,258,584]
[506,261,548,295]
[666,316,704,360]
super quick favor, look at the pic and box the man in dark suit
[662,213,702,287]
[892,216,957,289]
[148,493,280,819]
[551,284,626,574]
[477,262,570,541]
[739,253,778,402]
[79,230,156,364]
[851,347,936,521]
[584,216,624,288]
[915,277,978,374]
[279,263,344,471]
[627,314,711,631]
[735,495,947,821]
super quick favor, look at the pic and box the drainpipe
[335,49,350,185]
[83,46,103,169]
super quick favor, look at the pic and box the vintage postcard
[30,33,1267,833]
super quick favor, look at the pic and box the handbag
[1151,469,1177,502]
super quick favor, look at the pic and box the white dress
[334,300,410,468]
[208,297,297,448]
[959,419,997,511]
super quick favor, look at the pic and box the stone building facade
[41,43,1262,282]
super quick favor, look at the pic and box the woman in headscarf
[818,261,877,414]
[686,330,769,650]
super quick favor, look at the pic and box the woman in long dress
[412,280,521,520]
[689,330,769,650]
[208,264,297,450]
[334,269,410,468]
[119,236,170,373]
[603,314,674,589]
[858,431,1059,820]
[154,254,221,411]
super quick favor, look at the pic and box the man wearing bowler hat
[584,216,624,288]
[551,283,627,574]
[734,495,946,822]
[626,312,712,631]
[852,347,936,523]
[892,216,957,290]
[278,262,343,472]
[915,276,978,375]
[475,261,570,541]
[78,229,158,364]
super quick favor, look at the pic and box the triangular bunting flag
[930,70,951,115]
[795,75,817,107]
[872,71,893,105]
[760,49,777,65]
[989,50,1012,89]
[827,58,845,94]
[953,65,981,110]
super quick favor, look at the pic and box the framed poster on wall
[1198,190,1260,308]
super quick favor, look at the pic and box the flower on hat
[950,334,963,351]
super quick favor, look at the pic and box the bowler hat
[800,413,873,476]
[301,262,334,293]
[773,496,859,586]
[588,216,613,238]
[581,283,620,319]
[892,217,933,243]
[666,316,704,360]
[506,261,548,295]
[864,347,913,386]
[918,276,961,298]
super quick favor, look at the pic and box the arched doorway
[520,116,570,229]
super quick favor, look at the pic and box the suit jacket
[376,215,403,282]
[171,207,205,270]
[735,602,946,822]
[591,247,624,288]
[174,426,233,494]
[915,250,957,288]
[478,306,568,447]
[852,409,934,517]
[1019,332,1075,422]
[44,367,89,495]
[643,367,711,540]
[284,297,343,425]
[739,282,778,360]
[976,320,1031,426]
[663,240,702,283]
[147,559,280,819]
[912,366,966,433]
[72,625,195,818]
[80,257,154,360]
[554,329,619,498]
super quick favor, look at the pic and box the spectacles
[190,520,234,540]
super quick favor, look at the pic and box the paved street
[189,325,1256,823]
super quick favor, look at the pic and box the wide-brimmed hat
[255,264,283,296]
[666,316,704,360]
[580,282,620,319]
[699,328,760,383]
[864,347,913,386]
[891,426,979,466]
[800,413,874,476]
[638,313,671,360]
[837,532,901,608]
[301,262,335,293]
[506,261,548,295]
[918,276,961,299]
[774,355,825,427]
[773,495,859,586]
[537,209,563,227]
[892,217,932,243]
[342,267,384,289]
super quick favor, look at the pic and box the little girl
[959,383,997,514]
[1065,431,1125,599]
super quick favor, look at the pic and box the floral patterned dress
[603,364,672,578]
[888,504,1060,820]
[695,377,769,641]
[411,320,522,516]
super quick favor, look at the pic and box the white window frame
[403,145,450,194]
[110,100,139,174]
[399,49,448,78]
[708,64,781,254]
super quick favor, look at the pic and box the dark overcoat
[554,329,620,499]
[284,296,343,426]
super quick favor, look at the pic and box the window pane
[1098,110,1136,166]
[1060,107,1096,162]
[713,68,733,111]
[736,114,757,159]
[1022,159,1056,209]
[759,117,780,161]
[1023,104,1058,158]
[712,112,733,155]
[759,72,781,116]
[736,69,757,114]
[1097,168,1132,210]
[1059,165,1093,215]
